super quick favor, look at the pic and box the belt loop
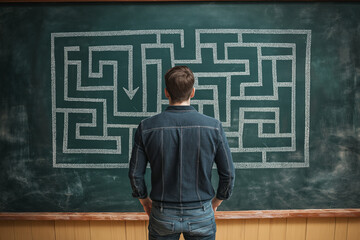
[180,203,183,214]
[160,202,163,213]
[200,201,205,211]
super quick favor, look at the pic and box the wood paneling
[0,217,359,240]
[54,221,91,240]
[215,220,229,239]
[30,221,55,240]
[334,218,348,240]
[226,219,246,240]
[74,221,91,240]
[125,220,147,240]
[13,221,32,240]
[244,219,259,240]
[89,221,126,240]
[286,218,307,240]
[258,218,271,240]
[0,221,14,240]
[55,221,75,240]
[306,218,336,240]
[269,218,287,240]
[347,218,360,240]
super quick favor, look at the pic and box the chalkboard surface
[0,2,359,212]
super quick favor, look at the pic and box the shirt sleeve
[128,122,148,199]
[214,122,235,200]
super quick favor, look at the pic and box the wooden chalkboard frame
[1,0,359,220]
[3,0,360,3]
[0,209,360,220]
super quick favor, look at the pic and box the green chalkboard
[0,2,359,212]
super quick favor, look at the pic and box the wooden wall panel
[74,221,91,240]
[269,218,287,240]
[334,218,348,240]
[258,219,270,240]
[31,221,55,240]
[125,220,147,240]
[226,219,246,240]
[0,217,359,240]
[110,221,127,240]
[89,220,126,240]
[13,221,32,240]
[347,218,360,240]
[306,218,336,240]
[244,219,259,240]
[285,218,307,240]
[215,220,229,239]
[89,221,112,240]
[0,221,14,240]
[55,221,91,240]
[55,221,75,240]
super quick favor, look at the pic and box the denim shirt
[128,105,235,208]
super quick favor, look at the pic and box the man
[129,66,235,240]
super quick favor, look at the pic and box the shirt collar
[165,105,197,112]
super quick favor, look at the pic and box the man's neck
[169,99,191,106]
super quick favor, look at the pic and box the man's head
[164,66,195,104]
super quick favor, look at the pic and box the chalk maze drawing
[51,29,311,169]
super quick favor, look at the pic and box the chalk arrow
[121,46,139,100]
[123,86,139,100]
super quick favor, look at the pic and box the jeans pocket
[188,217,215,236]
[149,214,175,236]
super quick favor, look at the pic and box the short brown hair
[165,66,195,103]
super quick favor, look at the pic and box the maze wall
[51,29,311,169]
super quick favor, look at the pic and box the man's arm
[128,123,152,215]
[211,197,223,212]
[139,197,152,216]
[213,122,235,211]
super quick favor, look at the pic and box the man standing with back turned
[129,66,235,240]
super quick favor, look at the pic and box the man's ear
[190,87,195,99]
[164,88,171,99]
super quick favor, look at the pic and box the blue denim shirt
[128,105,235,208]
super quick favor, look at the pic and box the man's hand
[211,197,223,213]
[139,197,152,216]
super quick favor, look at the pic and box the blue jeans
[149,201,216,240]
